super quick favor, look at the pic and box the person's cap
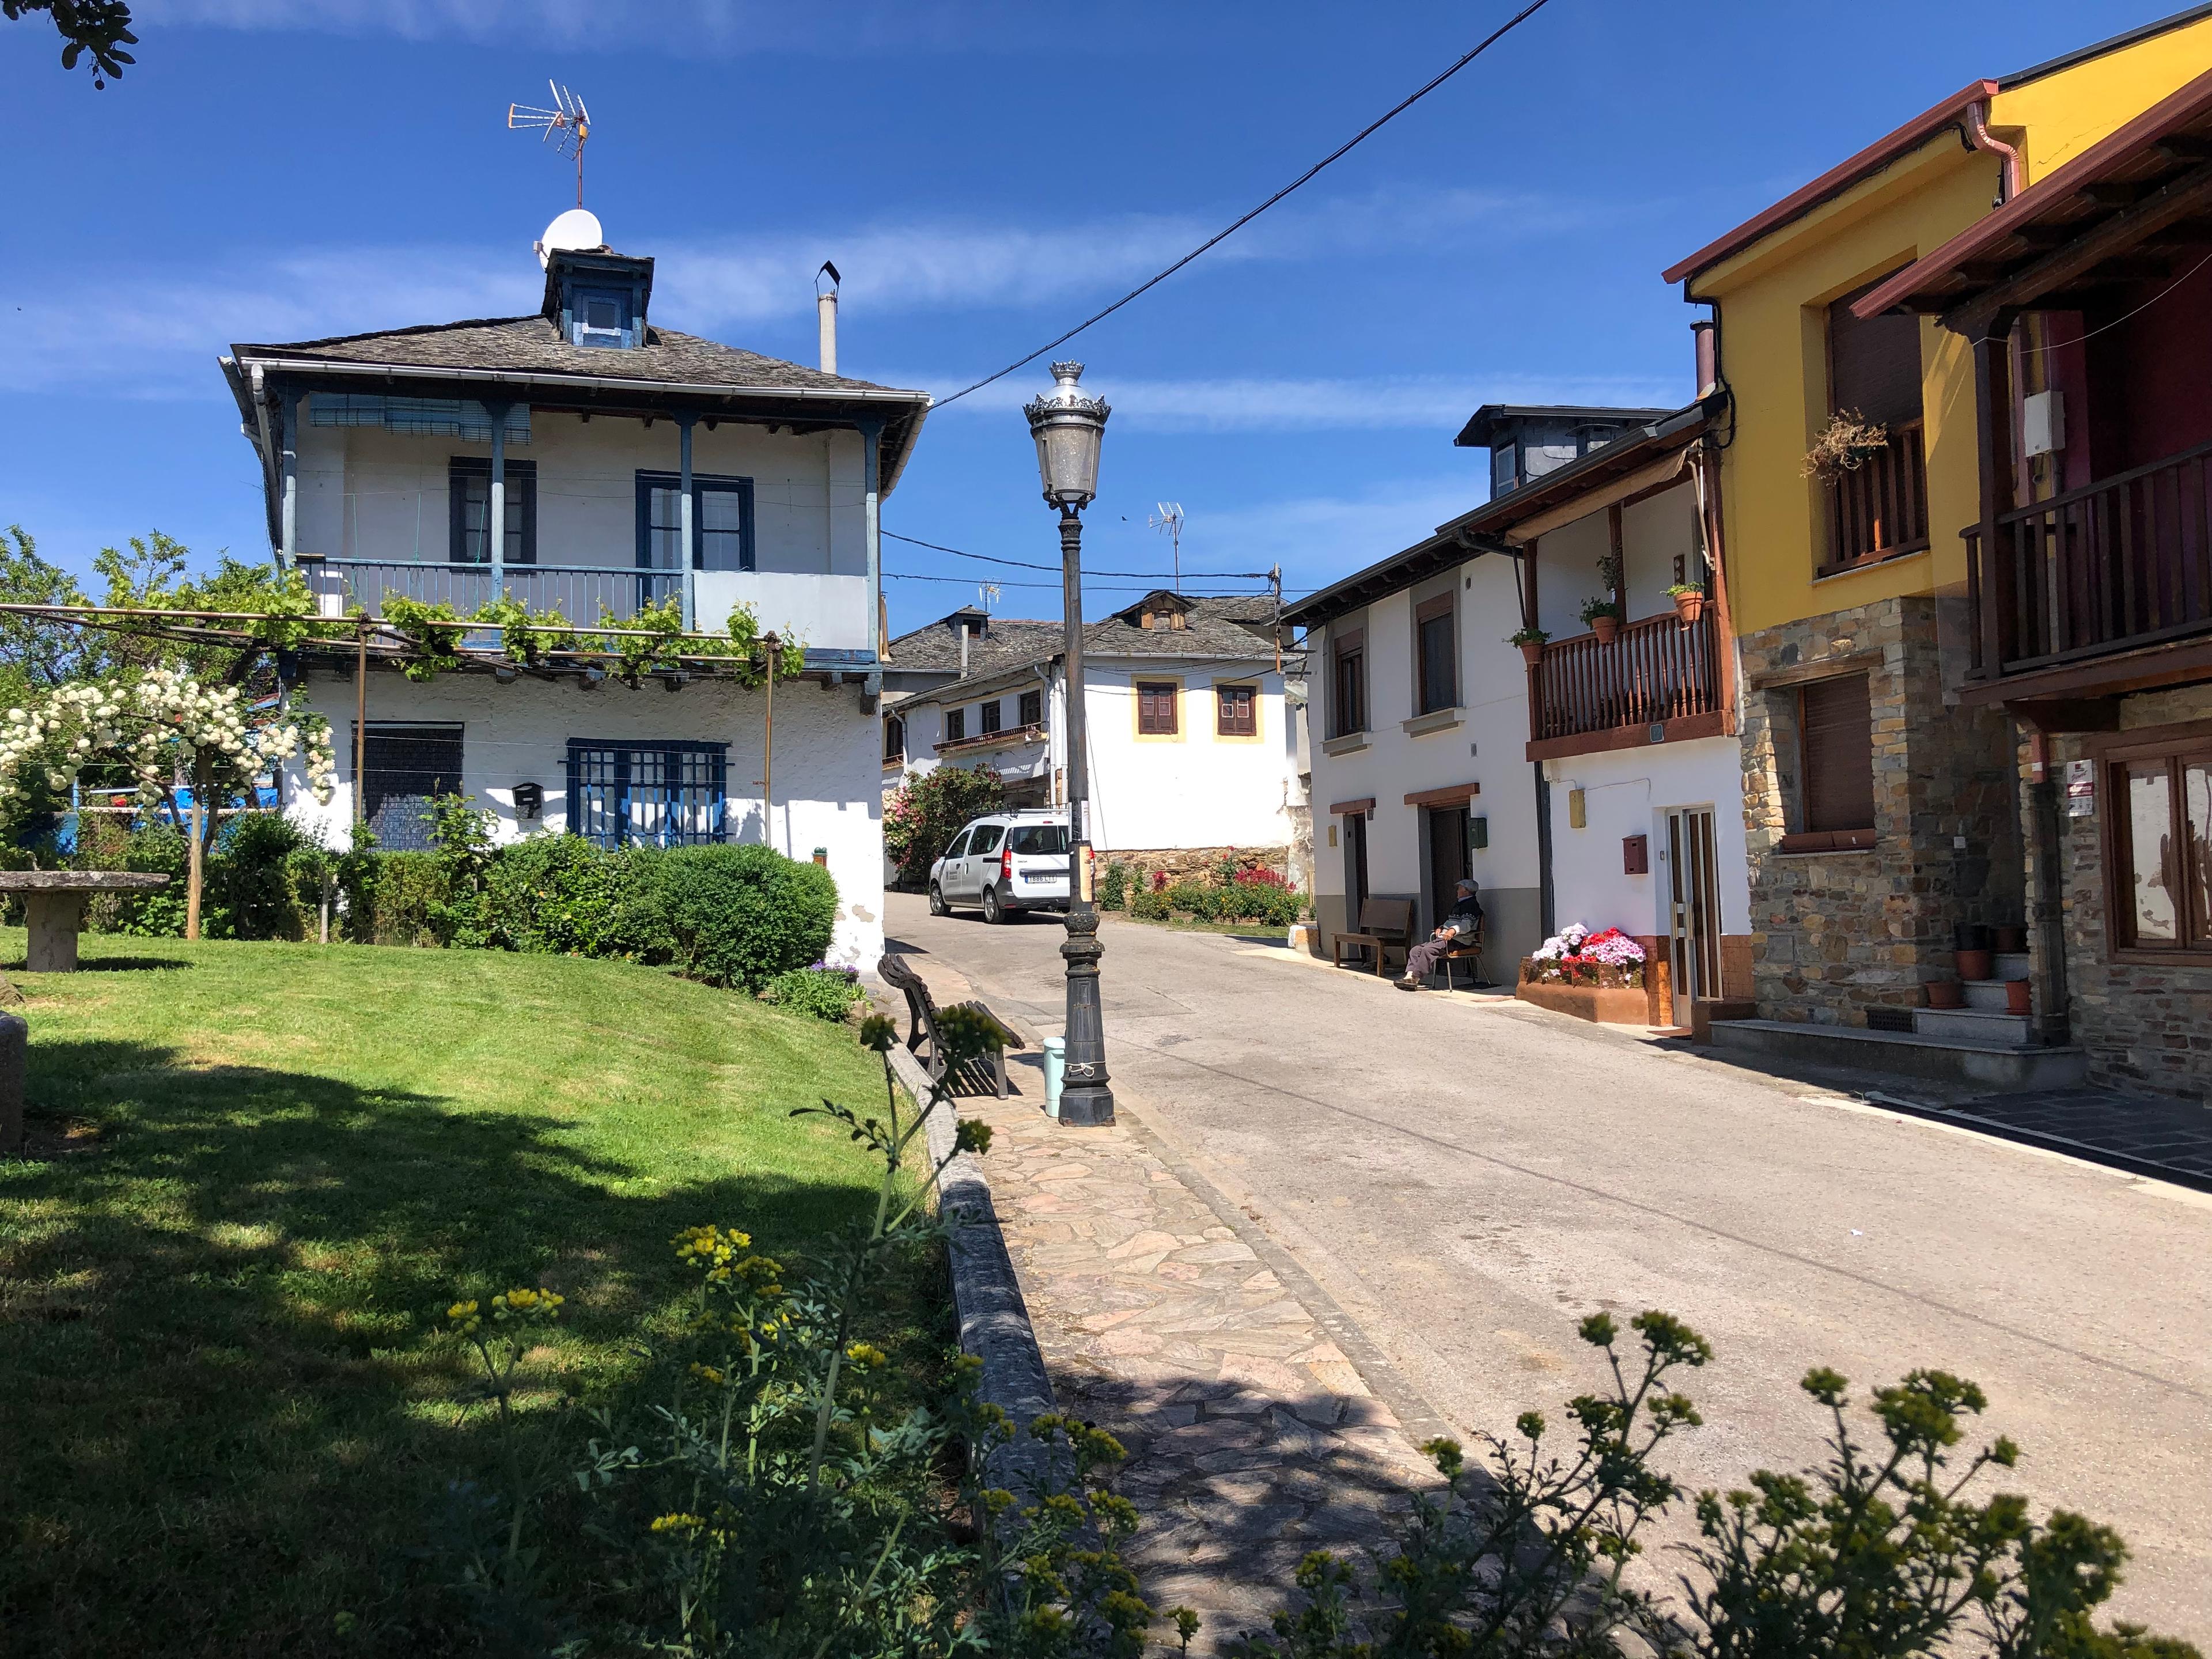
[1456,877,1480,895]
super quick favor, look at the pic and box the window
[448,459,537,566]
[1823,275,1929,570]
[945,707,967,744]
[969,824,1005,855]
[980,699,1003,735]
[566,740,727,849]
[574,289,631,347]
[1019,688,1043,728]
[2103,730,2212,957]
[357,723,463,851]
[943,828,972,860]
[1331,629,1366,737]
[315,394,529,443]
[883,715,904,763]
[1216,683,1256,737]
[1828,278,1923,429]
[1798,675,1876,834]
[1137,681,1179,736]
[1416,595,1456,715]
[636,472,755,572]
[1008,824,1068,855]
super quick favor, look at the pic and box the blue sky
[0,0,2180,633]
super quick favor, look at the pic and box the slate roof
[230,313,917,399]
[888,593,1291,707]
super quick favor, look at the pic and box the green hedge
[654,843,836,989]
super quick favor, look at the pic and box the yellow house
[1661,6,2212,1062]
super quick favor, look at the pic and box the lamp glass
[1022,362,1110,509]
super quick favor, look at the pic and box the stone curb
[886,1042,1061,1497]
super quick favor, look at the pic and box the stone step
[1963,979,2028,1012]
[1708,1019,2087,1090]
[1996,951,2031,980]
[1914,1005,2034,1044]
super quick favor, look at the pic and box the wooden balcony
[1822,419,1929,575]
[1527,607,1726,760]
[1965,437,2212,685]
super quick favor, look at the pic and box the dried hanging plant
[1802,408,1891,482]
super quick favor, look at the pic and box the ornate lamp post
[1024,362,1113,1126]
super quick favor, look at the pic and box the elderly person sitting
[1396,878,1483,990]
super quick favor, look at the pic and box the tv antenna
[508,81,592,207]
[977,581,1002,615]
[1149,502,1185,592]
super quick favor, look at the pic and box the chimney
[1691,316,1718,400]
[959,620,969,677]
[816,260,840,376]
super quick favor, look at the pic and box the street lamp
[1024,362,1113,1127]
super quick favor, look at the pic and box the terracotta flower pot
[1927,980,1965,1009]
[1956,948,1995,982]
[1591,614,1621,645]
[1994,925,2027,952]
[1673,592,1706,624]
[2005,978,2032,1014]
[1518,641,1546,666]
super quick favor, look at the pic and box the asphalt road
[885,891,2212,1642]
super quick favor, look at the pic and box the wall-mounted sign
[2065,757,2095,818]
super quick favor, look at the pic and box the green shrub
[1129,889,1171,921]
[82,820,189,937]
[476,834,668,960]
[1098,860,1130,911]
[653,844,835,989]
[1161,880,1214,919]
[762,963,865,1022]
[347,851,451,947]
[204,812,307,941]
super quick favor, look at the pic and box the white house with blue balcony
[220,225,931,968]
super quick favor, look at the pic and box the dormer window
[575,290,630,348]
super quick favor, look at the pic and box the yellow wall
[1692,12,2212,638]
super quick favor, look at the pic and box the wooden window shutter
[1828,277,1922,428]
[1800,675,1877,834]
[1138,682,1178,735]
[1217,684,1255,737]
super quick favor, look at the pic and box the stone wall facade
[2021,683,2212,1100]
[1100,844,1292,886]
[1739,595,2023,1025]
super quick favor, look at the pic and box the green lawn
[0,931,934,1658]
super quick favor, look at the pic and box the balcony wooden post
[1974,311,2019,674]
[1694,442,1738,731]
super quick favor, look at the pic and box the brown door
[1664,807,1723,1026]
[1343,810,1369,923]
[1427,805,1471,930]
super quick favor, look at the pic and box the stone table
[0,871,171,972]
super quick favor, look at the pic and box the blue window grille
[309,393,531,444]
[566,740,728,848]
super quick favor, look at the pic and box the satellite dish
[536,207,604,269]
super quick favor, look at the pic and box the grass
[0,930,944,1658]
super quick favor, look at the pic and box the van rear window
[1008,825,1069,855]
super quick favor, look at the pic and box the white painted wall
[283,668,887,968]
[1305,553,1544,961]
[294,412,872,645]
[891,656,1300,857]
[1539,737,1750,942]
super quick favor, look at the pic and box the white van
[928,810,1073,924]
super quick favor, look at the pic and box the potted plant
[1666,581,1706,624]
[2005,978,2032,1014]
[1801,408,1891,484]
[1508,624,1550,666]
[1581,596,1623,646]
[1927,980,1965,1009]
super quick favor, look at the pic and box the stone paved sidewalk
[884,953,1441,1650]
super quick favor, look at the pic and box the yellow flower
[690,1363,726,1387]
[650,1512,706,1534]
[446,1301,479,1322]
[844,1342,888,1370]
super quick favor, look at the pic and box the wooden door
[1427,805,1471,930]
[1343,810,1369,923]
[1664,807,1722,1025]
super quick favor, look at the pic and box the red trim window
[1137,681,1179,736]
[2108,742,2212,959]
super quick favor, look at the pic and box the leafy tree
[3,0,135,86]
[882,762,1006,889]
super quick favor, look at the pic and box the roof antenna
[978,581,1001,618]
[1149,502,1185,593]
[508,81,592,207]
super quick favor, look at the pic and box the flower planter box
[1516,956,1651,1025]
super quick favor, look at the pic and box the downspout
[677,413,696,629]
[1965,100,2035,503]
[279,392,300,571]
[249,363,282,559]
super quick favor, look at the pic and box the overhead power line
[933,0,1558,408]
[884,570,1266,596]
[884,529,1270,581]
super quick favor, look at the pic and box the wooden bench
[878,952,1021,1098]
[1332,896,1415,976]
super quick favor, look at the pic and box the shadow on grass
[13,955,192,974]
[1,1037,908,1659]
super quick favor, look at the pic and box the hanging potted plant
[1666,582,1706,625]
[1508,624,1550,665]
[1801,408,1891,485]
[1581,596,1623,646]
